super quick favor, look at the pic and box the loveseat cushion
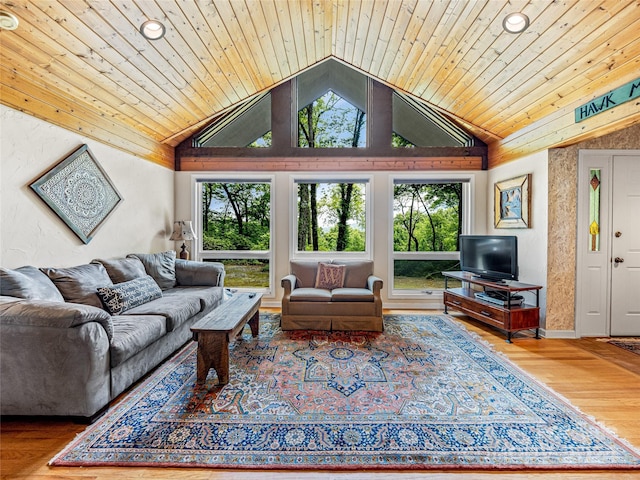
[123,295,201,331]
[128,251,177,290]
[339,260,374,288]
[315,262,346,289]
[97,275,162,315]
[0,266,65,302]
[41,264,113,309]
[330,287,374,302]
[162,286,224,311]
[109,315,167,367]
[289,288,332,302]
[92,257,147,284]
[289,260,319,288]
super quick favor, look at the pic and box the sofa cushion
[97,275,163,315]
[289,288,332,302]
[162,286,224,311]
[0,266,65,302]
[290,260,320,288]
[330,287,374,302]
[315,262,346,290]
[175,259,224,286]
[41,264,112,309]
[338,260,374,288]
[92,257,147,284]
[128,251,177,290]
[109,315,167,367]
[123,295,201,331]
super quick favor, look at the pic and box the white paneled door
[610,155,640,335]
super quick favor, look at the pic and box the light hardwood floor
[2,310,640,480]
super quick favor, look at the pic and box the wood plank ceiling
[1,0,639,169]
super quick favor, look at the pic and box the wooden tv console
[442,271,542,343]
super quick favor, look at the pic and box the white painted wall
[0,105,175,269]
[486,151,548,324]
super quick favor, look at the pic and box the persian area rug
[602,337,640,356]
[51,314,640,470]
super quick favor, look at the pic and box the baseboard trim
[540,328,577,339]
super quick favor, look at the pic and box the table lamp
[169,220,197,260]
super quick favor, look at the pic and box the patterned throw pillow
[314,262,346,290]
[97,275,162,315]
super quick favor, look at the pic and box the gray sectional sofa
[281,259,383,332]
[0,251,225,419]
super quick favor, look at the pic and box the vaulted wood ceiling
[1,0,639,169]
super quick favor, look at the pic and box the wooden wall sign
[575,78,640,123]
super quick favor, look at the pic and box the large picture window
[197,178,272,290]
[294,178,369,256]
[392,179,468,293]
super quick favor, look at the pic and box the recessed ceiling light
[502,12,530,34]
[139,19,166,40]
[0,10,19,30]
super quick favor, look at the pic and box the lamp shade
[169,220,197,241]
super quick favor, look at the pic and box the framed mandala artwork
[30,145,122,244]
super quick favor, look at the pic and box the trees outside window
[199,180,271,289]
[393,181,466,291]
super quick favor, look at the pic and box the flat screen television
[459,235,518,281]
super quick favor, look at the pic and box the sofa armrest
[281,274,298,295]
[367,275,383,295]
[0,297,113,340]
[175,259,225,287]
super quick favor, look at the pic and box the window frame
[192,174,275,295]
[389,174,473,298]
[289,173,373,261]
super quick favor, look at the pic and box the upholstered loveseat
[281,259,383,331]
[0,251,225,419]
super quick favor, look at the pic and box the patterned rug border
[598,337,640,356]
[50,314,640,471]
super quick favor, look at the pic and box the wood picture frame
[494,173,531,228]
[30,144,122,244]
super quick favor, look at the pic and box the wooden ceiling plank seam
[341,0,363,65]
[108,0,219,117]
[357,0,389,72]
[424,0,529,107]
[154,0,243,106]
[191,1,257,98]
[435,0,556,113]
[0,31,180,139]
[406,0,488,95]
[454,0,604,122]
[200,1,264,91]
[258,0,296,79]
[299,0,319,66]
[349,0,373,68]
[227,0,280,86]
[71,0,212,123]
[138,0,231,111]
[314,0,332,61]
[242,0,284,80]
[84,0,214,120]
[494,42,640,138]
[481,1,640,134]
[5,1,187,134]
[286,0,310,75]
[386,0,448,86]
[272,0,301,74]
[376,0,420,81]
[331,0,350,62]
[365,0,404,77]
[0,81,174,168]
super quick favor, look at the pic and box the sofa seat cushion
[109,315,166,367]
[123,295,201,331]
[289,288,332,302]
[330,288,374,302]
[0,266,65,302]
[162,286,224,311]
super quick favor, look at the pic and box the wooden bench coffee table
[190,292,262,385]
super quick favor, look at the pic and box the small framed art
[494,173,531,228]
[30,144,122,244]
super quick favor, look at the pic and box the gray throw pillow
[127,251,177,290]
[41,263,113,309]
[92,257,147,284]
[97,275,162,315]
[0,266,65,302]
